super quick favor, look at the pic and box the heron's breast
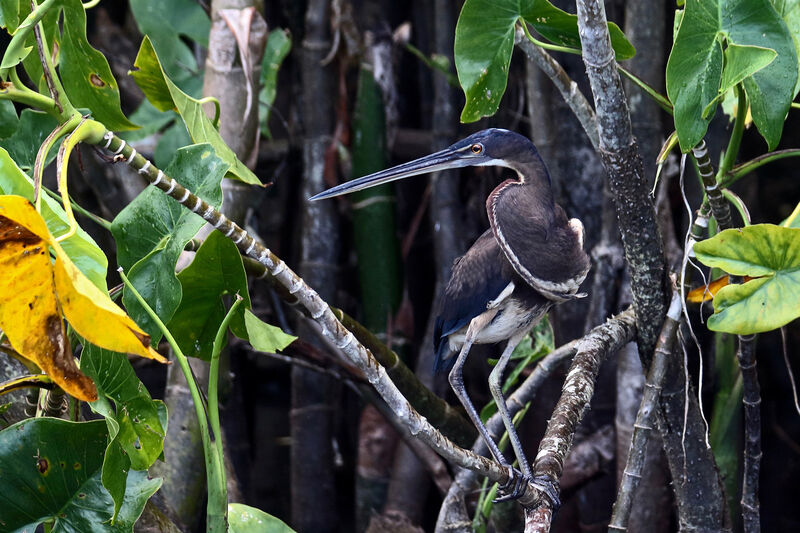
[447,298,548,351]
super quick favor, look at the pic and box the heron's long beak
[309,146,471,201]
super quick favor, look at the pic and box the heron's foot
[529,474,561,509]
[493,466,527,503]
[493,469,562,509]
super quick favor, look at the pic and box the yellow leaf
[0,196,97,401]
[0,195,167,401]
[52,248,166,362]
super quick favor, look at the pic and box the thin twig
[609,290,681,531]
[514,28,599,151]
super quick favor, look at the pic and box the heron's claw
[493,469,562,509]
[493,466,527,503]
[529,475,561,509]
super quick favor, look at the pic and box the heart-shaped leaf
[111,144,227,342]
[0,417,160,532]
[81,343,167,518]
[667,0,797,151]
[693,224,800,333]
[455,0,634,122]
[169,230,251,360]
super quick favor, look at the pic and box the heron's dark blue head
[309,128,542,201]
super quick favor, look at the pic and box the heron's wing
[433,230,512,372]
[487,181,590,301]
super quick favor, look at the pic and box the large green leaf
[0,100,18,138]
[259,29,292,139]
[774,0,800,95]
[81,343,167,518]
[168,230,251,360]
[694,224,800,334]
[57,0,136,131]
[454,0,634,122]
[0,108,58,172]
[0,147,108,288]
[111,144,227,341]
[0,418,160,532]
[228,503,295,533]
[131,36,260,185]
[667,0,797,151]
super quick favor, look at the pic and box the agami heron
[311,129,590,502]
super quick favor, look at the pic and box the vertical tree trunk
[291,1,339,531]
[615,1,672,530]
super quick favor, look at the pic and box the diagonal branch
[89,128,535,499]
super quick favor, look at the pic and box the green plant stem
[617,65,674,113]
[207,295,244,522]
[118,268,227,532]
[718,84,746,179]
[721,189,750,226]
[198,96,221,128]
[0,80,59,118]
[519,21,581,56]
[723,149,800,187]
[403,43,459,87]
[41,187,112,230]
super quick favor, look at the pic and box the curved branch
[515,27,599,151]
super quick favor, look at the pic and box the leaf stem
[197,96,221,128]
[0,79,59,118]
[718,84,746,179]
[519,21,581,56]
[30,3,77,121]
[403,43,459,87]
[723,149,800,187]
[617,65,673,113]
[782,199,800,228]
[207,295,243,525]
[41,186,112,230]
[118,268,228,532]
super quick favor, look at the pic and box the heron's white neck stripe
[487,181,585,301]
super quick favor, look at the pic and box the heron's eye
[471,143,483,154]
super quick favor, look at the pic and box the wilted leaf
[0,195,165,401]
[131,36,260,185]
[686,275,756,303]
[0,196,94,400]
[0,418,160,532]
[693,224,800,333]
[0,147,107,288]
[245,308,296,353]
